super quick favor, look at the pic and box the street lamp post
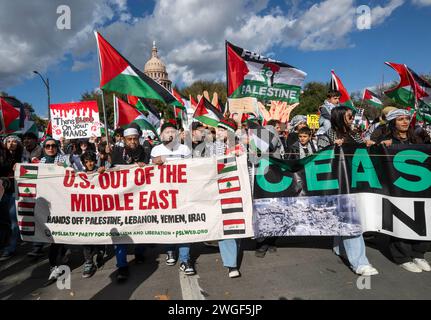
[33,71,51,120]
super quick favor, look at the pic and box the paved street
[0,234,430,300]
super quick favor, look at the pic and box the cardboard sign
[307,114,320,129]
[228,97,258,114]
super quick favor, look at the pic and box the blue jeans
[2,194,18,254]
[219,239,238,268]
[166,244,191,263]
[114,244,145,268]
[333,235,370,271]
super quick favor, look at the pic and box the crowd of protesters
[0,89,430,286]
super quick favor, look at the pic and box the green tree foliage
[81,90,116,129]
[293,82,329,116]
[180,81,227,103]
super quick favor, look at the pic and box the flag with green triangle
[363,89,383,109]
[114,96,159,139]
[384,62,431,123]
[330,70,355,111]
[384,62,415,106]
[95,31,182,108]
[193,97,223,127]
[127,95,161,128]
[0,96,25,134]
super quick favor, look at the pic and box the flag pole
[225,40,230,118]
[94,31,110,143]
[0,98,6,135]
[100,89,110,142]
[113,94,117,129]
[360,89,365,110]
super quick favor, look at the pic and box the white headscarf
[386,109,411,122]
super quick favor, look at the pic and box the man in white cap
[109,126,152,281]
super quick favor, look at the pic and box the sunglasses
[44,144,57,149]
[346,114,354,120]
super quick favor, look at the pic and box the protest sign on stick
[50,101,102,139]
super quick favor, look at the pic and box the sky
[1,0,431,117]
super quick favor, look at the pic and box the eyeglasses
[44,144,57,149]
[346,115,354,120]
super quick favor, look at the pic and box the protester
[288,127,317,160]
[199,118,242,278]
[20,133,45,257]
[268,119,288,151]
[79,151,106,278]
[151,121,195,275]
[96,141,111,169]
[287,115,308,147]
[317,106,379,276]
[369,108,431,272]
[0,135,23,261]
[109,127,150,281]
[114,128,125,147]
[0,179,10,249]
[40,137,71,284]
[21,132,42,163]
[191,122,208,157]
[316,90,341,136]
[365,106,397,141]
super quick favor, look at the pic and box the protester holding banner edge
[109,127,150,281]
[317,106,379,276]
[150,121,196,276]
[0,135,23,261]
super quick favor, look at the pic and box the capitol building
[144,41,172,91]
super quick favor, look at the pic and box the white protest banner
[50,101,102,139]
[15,156,253,244]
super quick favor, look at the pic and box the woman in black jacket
[0,135,23,260]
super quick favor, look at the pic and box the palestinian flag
[45,120,52,137]
[405,66,431,123]
[171,88,188,121]
[363,89,383,109]
[189,95,198,110]
[418,99,431,123]
[226,41,306,103]
[223,219,246,235]
[384,62,416,106]
[384,62,431,122]
[330,70,355,110]
[0,96,25,134]
[217,157,238,174]
[95,31,181,107]
[17,183,37,198]
[218,176,241,194]
[127,95,161,128]
[193,97,223,127]
[19,165,39,179]
[220,198,243,214]
[114,96,159,138]
[172,88,187,111]
[17,201,35,217]
[22,120,38,135]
